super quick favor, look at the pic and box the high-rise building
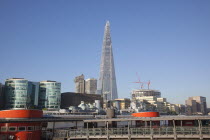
[0,83,5,109]
[192,96,207,115]
[167,104,179,114]
[132,89,161,100]
[85,78,97,94]
[185,98,197,115]
[74,74,85,93]
[176,104,186,115]
[4,78,40,109]
[5,78,29,109]
[185,96,207,115]
[38,80,61,111]
[28,81,39,107]
[97,21,118,102]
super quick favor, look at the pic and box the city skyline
[0,1,210,106]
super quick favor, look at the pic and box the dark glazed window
[27,126,34,131]
[18,126,26,131]
[8,126,17,132]
[1,126,7,132]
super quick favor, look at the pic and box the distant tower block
[85,78,97,94]
[74,74,85,93]
[97,21,118,102]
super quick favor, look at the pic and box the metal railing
[53,126,210,139]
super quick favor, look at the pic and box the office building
[157,98,166,102]
[97,21,118,102]
[4,78,29,109]
[38,81,61,111]
[185,96,207,115]
[185,99,197,115]
[132,89,161,99]
[131,89,171,114]
[28,81,39,107]
[167,104,179,114]
[176,104,186,115]
[0,83,4,109]
[157,98,168,114]
[85,78,97,94]
[4,78,41,109]
[191,96,207,115]
[74,74,85,93]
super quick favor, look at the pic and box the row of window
[0,126,41,132]
[5,105,26,108]
[7,91,27,94]
[6,81,27,85]
[40,105,59,108]
[6,84,27,86]
[8,101,27,104]
[40,91,60,94]
[40,84,61,87]
[8,97,27,100]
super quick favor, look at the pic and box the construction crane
[132,73,151,89]
[132,72,144,89]
[139,80,151,89]
[146,80,151,89]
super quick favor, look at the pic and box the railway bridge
[53,116,210,140]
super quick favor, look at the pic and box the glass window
[8,126,17,132]
[1,126,7,132]
[18,126,26,131]
[27,126,34,131]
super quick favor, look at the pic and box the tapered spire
[106,20,110,26]
[97,21,118,102]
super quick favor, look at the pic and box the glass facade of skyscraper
[97,21,118,102]
[5,78,29,109]
[0,83,4,109]
[38,81,61,110]
[28,81,39,107]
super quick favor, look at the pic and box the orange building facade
[0,110,43,140]
[132,111,160,117]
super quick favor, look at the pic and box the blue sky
[0,0,210,106]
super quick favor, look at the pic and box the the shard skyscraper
[97,21,118,102]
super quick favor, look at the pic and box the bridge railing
[53,126,210,138]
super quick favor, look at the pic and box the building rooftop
[6,78,25,80]
[133,89,160,92]
[86,78,97,81]
[115,98,130,101]
[40,80,58,83]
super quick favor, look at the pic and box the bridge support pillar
[106,121,109,140]
[52,121,55,138]
[173,120,177,139]
[128,121,131,140]
[150,121,153,140]
[198,120,203,140]
[86,122,89,140]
